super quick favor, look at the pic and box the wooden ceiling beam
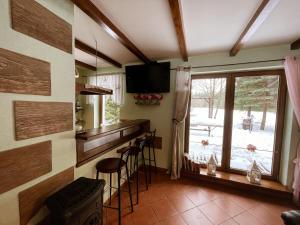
[168,0,188,61]
[75,39,122,68]
[71,0,151,64]
[75,60,97,71]
[230,0,273,56]
[291,38,300,50]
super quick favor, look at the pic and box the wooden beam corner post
[168,0,188,61]
[291,38,300,50]
[230,0,271,56]
[71,0,151,64]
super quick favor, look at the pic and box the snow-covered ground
[189,107,277,175]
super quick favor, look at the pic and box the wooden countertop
[76,119,149,141]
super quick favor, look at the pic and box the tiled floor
[103,172,295,225]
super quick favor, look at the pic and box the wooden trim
[153,136,162,149]
[0,141,52,194]
[71,0,151,64]
[0,48,51,96]
[272,73,287,179]
[18,167,74,225]
[11,0,72,53]
[186,69,287,180]
[222,75,235,171]
[76,82,113,95]
[181,170,292,200]
[75,39,122,68]
[14,101,73,140]
[291,38,300,50]
[76,120,150,167]
[75,60,97,71]
[168,0,188,61]
[230,0,270,56]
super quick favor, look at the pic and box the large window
[186,70,286,180]
[102,96,121,125]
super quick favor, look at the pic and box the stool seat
[96,158,126,173]
[281,210,300,225]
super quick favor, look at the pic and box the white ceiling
[181,0,261,55]
[75,48,111,67]
[74,0,300,68]
[245,0,300,48]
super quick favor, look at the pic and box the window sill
[181,169,292,200]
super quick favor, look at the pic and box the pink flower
[247,144,256,152]
[201,140,209,146]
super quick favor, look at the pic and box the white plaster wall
[0,1,75,224]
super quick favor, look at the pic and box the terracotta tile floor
[103,172,295,225]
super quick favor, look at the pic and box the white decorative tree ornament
[247,160,261,185]
[207,154,217,176]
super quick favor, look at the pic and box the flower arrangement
[247,144,256,152]
[134,94,163,105]
[201,139,209,146]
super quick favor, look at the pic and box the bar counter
[76,119,150,167]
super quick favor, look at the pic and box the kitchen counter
[76,119,150,167]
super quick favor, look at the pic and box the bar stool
[144,129,157,183]
[129,138,148,204]
[96,145,133,225]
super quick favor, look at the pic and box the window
[87,74,124,126]
[186,70,286,180]
[102,95,121,125]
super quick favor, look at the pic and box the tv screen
[125,62,170,93]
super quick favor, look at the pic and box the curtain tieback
[172,118,180,124]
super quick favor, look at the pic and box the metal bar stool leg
[152,143,157,173]
[148,145,152,184]
[125,163,133,212]
[118,170,121,225]
[141,148,148,190]
[135,154,139,204]
[109,173,112,205]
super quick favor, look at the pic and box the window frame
[185,69,287,181]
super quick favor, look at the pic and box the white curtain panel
[86,74,124,105]
[171,67,191,179]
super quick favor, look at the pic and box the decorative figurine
[247,160,261,185]
[207,154,217,176]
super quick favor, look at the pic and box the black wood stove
[46,177,105,225]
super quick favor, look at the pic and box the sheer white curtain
[86,74,124,105]
[171,67,191,179]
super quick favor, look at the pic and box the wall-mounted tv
[125,62,170,93]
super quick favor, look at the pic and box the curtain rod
[81,72,125,77]
[80,58,286,77]
[170,58,285,70]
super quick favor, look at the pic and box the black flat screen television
[125,62,170,93]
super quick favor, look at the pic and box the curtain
[171,67,191,179]
[87,74,124,105]
[284,55,300,202]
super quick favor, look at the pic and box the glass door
[188,77,227,166]
[230,75,280,175]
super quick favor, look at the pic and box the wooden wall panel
[11,0,72,53]
[19,167,74,225]
[0,48,50,95]
[154,136,162,149]
[14,101,73,140]
[0,141,52,194]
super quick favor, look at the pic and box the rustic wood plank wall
[11,0,72,53]
[18,167,74,225]
[0,48,51,95]
[14,101,73,140]
[0,141,52,195]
